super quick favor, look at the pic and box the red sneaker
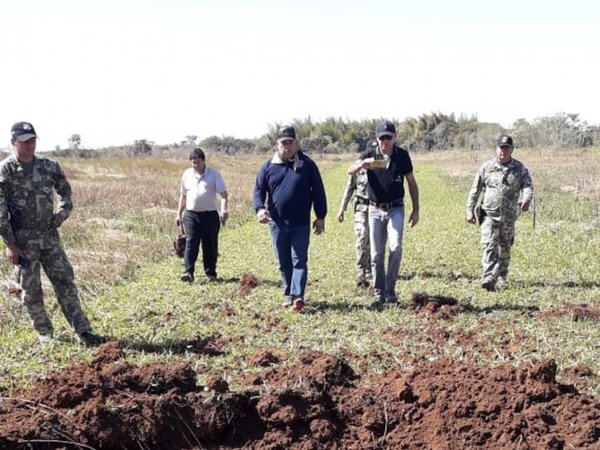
[292,297,305,312]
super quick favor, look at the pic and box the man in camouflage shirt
[0,122,103,346]
[466,134,533,291]
[337,168,371,288]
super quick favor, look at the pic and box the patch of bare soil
[538,302,600,322]
[239,273,260,297]
[0,343,599,449]
[249,349,287,368]
[409,292,462,321]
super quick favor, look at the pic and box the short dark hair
[189,148,205,160]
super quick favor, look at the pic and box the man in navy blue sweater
[253,125,327,311]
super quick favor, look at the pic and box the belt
[187,209,217,215]
[355,197,369,206]
[369,199,404,210]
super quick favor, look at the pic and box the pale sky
[1,0,599,150]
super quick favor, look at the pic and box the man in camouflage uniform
[0,122,103,346]
[337,168,371,288]
[466,134,533,291]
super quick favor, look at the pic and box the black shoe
[79,331,104,347]
[356,277,371,288]
[385,296,398,305]
[369,299,384,311]
[481,279,496,291]
[180,272,194,283]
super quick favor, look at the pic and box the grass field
[0,148,598,398]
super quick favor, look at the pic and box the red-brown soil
[538,302,600,322]
[239,273,260,297]
[0,342,598,450]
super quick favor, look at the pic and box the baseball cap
[277,125,296,142]
[496,134,513,147]
[376,121,396,138]
[11,122,37,142]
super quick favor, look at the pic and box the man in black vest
[348,121,420,310]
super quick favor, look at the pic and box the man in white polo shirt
[177,148,228,283]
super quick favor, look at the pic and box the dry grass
[415,147,600,202]
[0,152,344,296]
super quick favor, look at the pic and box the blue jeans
[369,205,405,300]
[268,222,310,299]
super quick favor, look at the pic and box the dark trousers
[182,210,220,277]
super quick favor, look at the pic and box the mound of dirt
[0,343,598,449]
[239,273,260,296]
[410,292,462,321]
[249,349,286,368]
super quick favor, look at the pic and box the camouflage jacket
[466,157,533,221]
[339,169,369,213]
[0,154,73,246]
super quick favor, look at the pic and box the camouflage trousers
[353,207,371,281]
[480,217,516,282]
[15,238,91,336]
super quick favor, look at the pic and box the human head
[276,125,298,160]
[189,148,206,161]
[376,120,396,154]
[495,134,514,164]
[189,148,206,173]
[10,121,37,162]
[11,122,37,142]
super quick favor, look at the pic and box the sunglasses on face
[499,145,512,150]
[378,135,393,141]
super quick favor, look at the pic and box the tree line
[50,112,600,158]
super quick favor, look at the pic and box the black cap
[376,120,396,138]
[496,134,513,147]
[277,125,296,141]
[11,122,37,142]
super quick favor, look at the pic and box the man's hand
[52,210,68,228]
[348,159,368,175]
[337,211,344,223]
[520,198,531,212]
[313,218,325,235]
[5,244,21,266]
[257,209,270,224]
[220,211,229,225]
[408,210,419,228]
[466,211,476,224]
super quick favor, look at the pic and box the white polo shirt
[180,166,227,212]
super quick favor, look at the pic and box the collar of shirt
[271,152,302,171]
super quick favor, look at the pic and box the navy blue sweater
[253,151,327,226]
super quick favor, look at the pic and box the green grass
[0,153,598,397]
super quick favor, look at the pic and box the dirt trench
[0,340,598,450]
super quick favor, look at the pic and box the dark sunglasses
[378,135,393,141]
[499,145,512,150]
